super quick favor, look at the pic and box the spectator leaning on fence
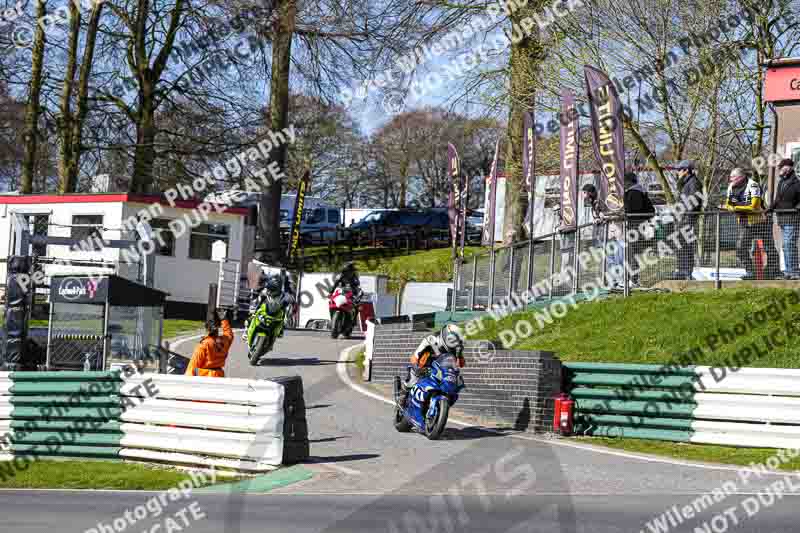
[582,182,604,247]
[772,158,800,280]
[185,309,233,377]
[722,167,780,280]
[582,181,624,288]
[672,160,701,280]
[623,171,656,287]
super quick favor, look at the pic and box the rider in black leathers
[328,262,363,319]
[243,270,296,340]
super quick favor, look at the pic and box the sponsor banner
[482,139,501,245]
[523,111,536,237]
[51,276,108,304]
[448,143,461,244]
[585,65,626,214]
[287,169,310,260]
[458,172,469,256]
[559,89,579,232]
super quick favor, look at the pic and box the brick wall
[369,321,563,433]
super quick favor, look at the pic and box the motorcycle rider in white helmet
[399,323,465,407]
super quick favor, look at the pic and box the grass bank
[311,246,482,294]
[467,288,800,368]
[0,460,228,490]
[584,438,800,470]
[466,288,800,465]
[26,319,204,341]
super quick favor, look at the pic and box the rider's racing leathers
[399,334,464,406]
[243,279,296,341]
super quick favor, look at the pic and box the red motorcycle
[329,287,359,339]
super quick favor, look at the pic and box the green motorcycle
[246,300,286,366]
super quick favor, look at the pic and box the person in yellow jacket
[185,308,233,377]
[722,167,780,280]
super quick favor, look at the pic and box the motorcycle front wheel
[331,311,343,339]
[343,311,355,338]
[248,335,269,366]
[424,396,450,440]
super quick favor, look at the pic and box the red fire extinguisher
[553,393,574,436]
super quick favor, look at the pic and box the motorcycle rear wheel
[393,376,412,432]
[425,396,449,440]
[248,335,269,366]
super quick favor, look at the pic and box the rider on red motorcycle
[399,324,465,407]
[328,262,363,318]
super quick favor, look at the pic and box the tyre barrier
[0,371,309,473]
[565,363,800,448]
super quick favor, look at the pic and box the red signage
[765,65,800,103]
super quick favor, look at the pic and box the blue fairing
[400,355,465,432]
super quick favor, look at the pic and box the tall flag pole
[287,169,311,263]
[447,143,461,311]
[559,88,579,232]
[523,110,535,237]
[459,171,469,260]
[584,65,626,215]
[482,139,501,247]
[447,143,461,262]
[523,106,536,292]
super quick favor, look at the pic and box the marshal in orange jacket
[185,319,233,377]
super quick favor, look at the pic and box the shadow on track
[305,453,380,464]
[256,357,341,366]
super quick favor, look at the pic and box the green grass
[162,320,205,340]
[0,459,229,490]
[584,438,800,470]
[354,348,366,373]
[25,319,204,340]
[466,288,800,368]
[308,246,483,294]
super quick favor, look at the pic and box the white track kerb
[337,344,800,475]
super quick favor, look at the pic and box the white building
[0,193,250,318]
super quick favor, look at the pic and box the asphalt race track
[1,330,799,533]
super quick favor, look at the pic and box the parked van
[205,190,341,243]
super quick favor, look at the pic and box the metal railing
[454,210,800,310]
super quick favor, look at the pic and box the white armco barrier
[0,372,10,425]
[687,366,800,448]
[120,374,287,472]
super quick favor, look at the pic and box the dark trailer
[47,275,167,372]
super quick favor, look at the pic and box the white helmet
[439,324,464,351]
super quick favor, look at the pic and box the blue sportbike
[393,354,465,440]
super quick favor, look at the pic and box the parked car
[349,209,445,240]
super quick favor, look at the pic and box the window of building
[328,209,341,225]
[149,219,176,256]
[71,215,103,243]
[189,223,230,260]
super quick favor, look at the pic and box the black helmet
[264,273,282,296]
[342,261,356,273]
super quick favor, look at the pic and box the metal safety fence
[454,210,800,311]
